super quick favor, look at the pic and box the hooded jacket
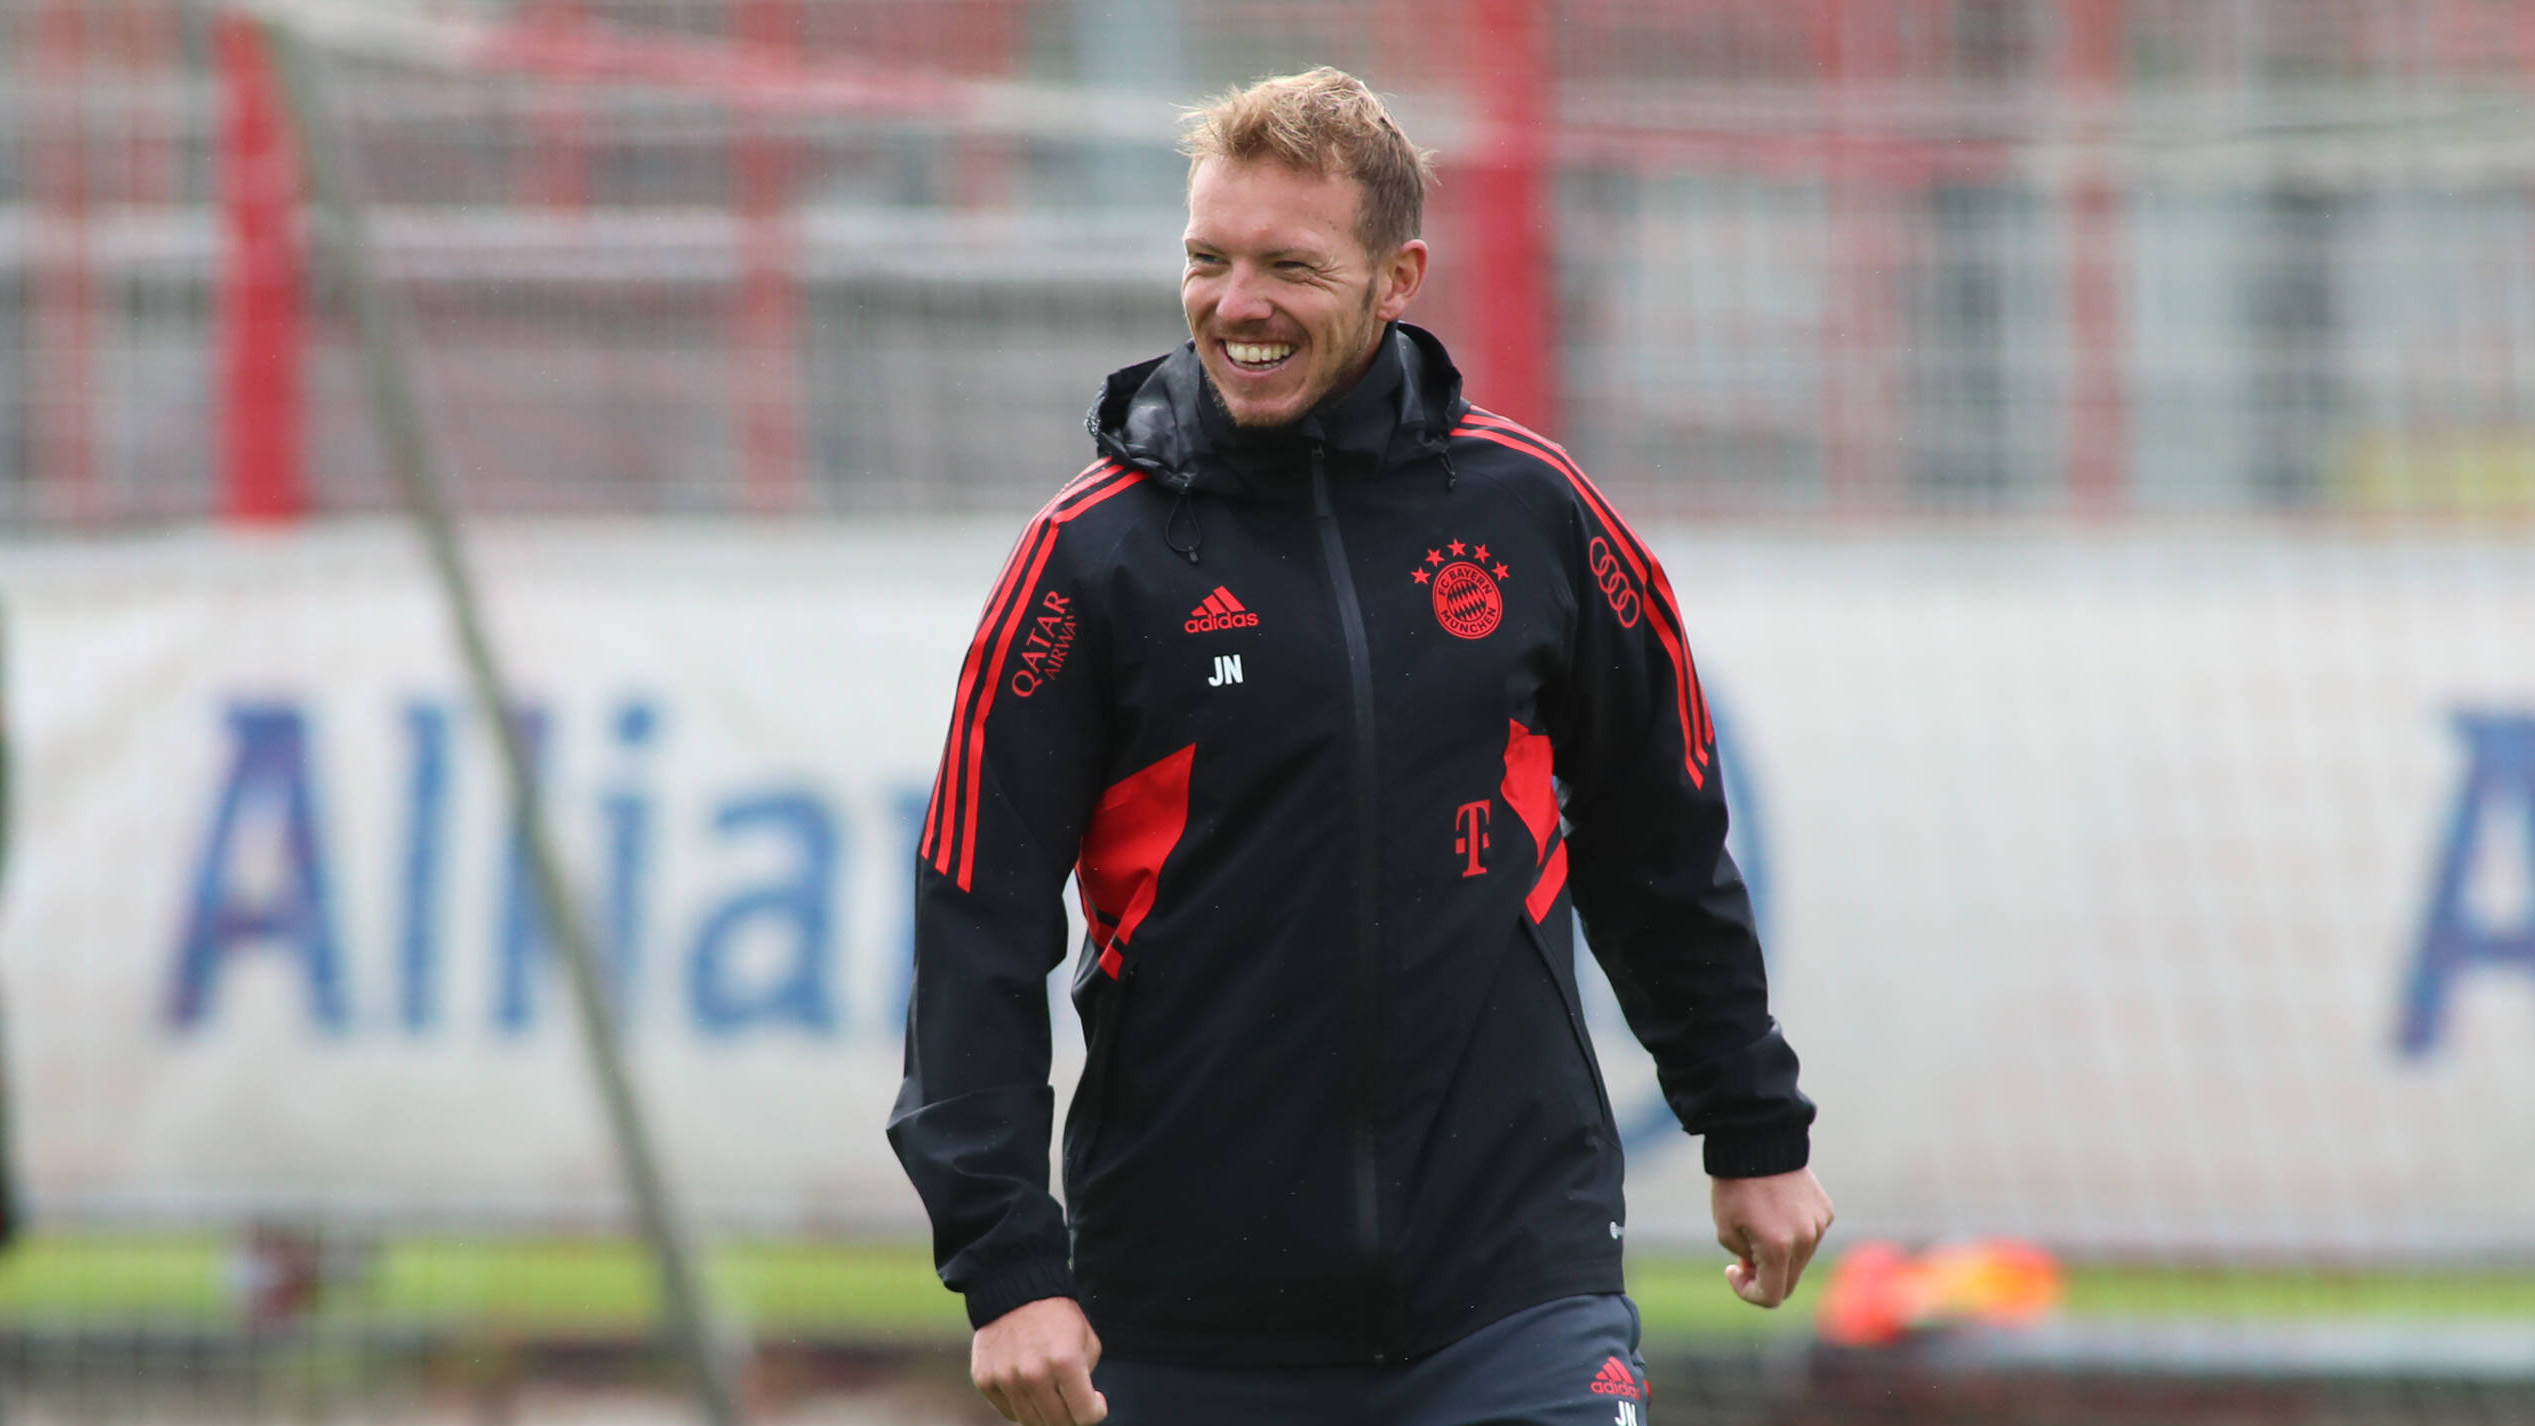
[887,322,1812,1366]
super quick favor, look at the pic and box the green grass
[0,1235,969,1340]
[1,1235,2528,1344]
[2058,1263,2535,1321]
[0,1234,232,1320]
[1625,1255,1815,1339]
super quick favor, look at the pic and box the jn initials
[1614,1402,1640,1426]
[1208,654,1243,687]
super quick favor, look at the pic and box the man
[889,68,1829,1426]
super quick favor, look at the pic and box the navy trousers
[1092,1294,1653,1426]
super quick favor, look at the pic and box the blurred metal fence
[4,0,2533,526]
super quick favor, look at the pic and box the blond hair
[1179,67,1436,257]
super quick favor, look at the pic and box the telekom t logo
[1454,800,1491,878]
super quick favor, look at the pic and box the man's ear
[1375,239,1429,324]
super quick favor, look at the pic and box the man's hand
[971,1296,1108,1425]
[1712,1167,1834,1308]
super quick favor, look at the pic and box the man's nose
[1217,266,1275,323]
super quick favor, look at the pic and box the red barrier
[217,14,304,524]
[1458,0,1555,434]
[33,0,97,521]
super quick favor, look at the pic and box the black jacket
[887,323,1812,1366]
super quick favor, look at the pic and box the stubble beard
[1209,280,1385,430]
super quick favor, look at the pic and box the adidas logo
[1184,586,1260,633]
[1587,1355,1642,1400]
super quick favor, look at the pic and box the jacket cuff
[963,1257,1080,1330]
[1703,1126,1811,1179]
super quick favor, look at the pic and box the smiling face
[1181,156,1428,429]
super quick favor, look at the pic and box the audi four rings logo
[1587,537,1640,628]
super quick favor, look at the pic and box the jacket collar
[1089,322,1465,498]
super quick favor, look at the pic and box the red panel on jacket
[1500,719,1567,922]
[1078,743,1197,978]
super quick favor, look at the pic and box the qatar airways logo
[1008,589,1076,699]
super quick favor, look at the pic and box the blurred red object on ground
[1817,1238,2065,1347]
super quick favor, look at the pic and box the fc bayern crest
[1410,539,1509,639]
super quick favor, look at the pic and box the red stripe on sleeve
[921,741,957,863]
[953,532,1066,884]
[1456,416,1713,787]
[948,464,1146,890]
[925,459,1118,864]
[925,461,1131,880]
[925,519,1055,869]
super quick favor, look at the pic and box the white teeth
[1225,342,1294,367]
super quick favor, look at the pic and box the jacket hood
[1087,321,1466,499]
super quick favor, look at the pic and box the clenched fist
[1712,1167,1835,1308]
[972,1296,1108,1425]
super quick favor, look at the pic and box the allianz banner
[2,526,2531,1254]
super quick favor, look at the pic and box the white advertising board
[2,524,2531,1257]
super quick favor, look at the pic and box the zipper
[1521,912,1618,1139]
[1069,959,1134,1178]
[1310,443,1391,1361]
